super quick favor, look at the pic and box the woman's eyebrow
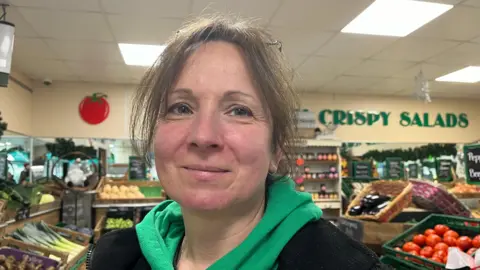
[222,90,255,102]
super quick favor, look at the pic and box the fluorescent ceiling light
[435,66,480,83]
[341,0,453,37]
[118,43,166,67]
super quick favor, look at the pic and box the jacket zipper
[85,244,95,270]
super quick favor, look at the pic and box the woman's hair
[130,14,299,176]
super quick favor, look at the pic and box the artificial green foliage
[0,111,7,140]
[361,143,456,162]
[45,138,97,159]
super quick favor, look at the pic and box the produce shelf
[92,202,161,208]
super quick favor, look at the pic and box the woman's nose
[187,112,223,150]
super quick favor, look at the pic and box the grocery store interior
[1,0,480,269]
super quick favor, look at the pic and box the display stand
[294,139,343,219]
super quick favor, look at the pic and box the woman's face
[154,41,276,211]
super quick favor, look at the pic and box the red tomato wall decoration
[79,93,110,125]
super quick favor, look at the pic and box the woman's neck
[179,194,265,269]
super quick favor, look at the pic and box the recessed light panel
[341,0,453,37]
[435,66,480,83]
[118,43,166,67]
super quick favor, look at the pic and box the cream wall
[28,82,480,143]
[32,82,134,139]
[300,92,480,143]
[0,71,33,135]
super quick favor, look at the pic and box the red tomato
[425,229,437,236]
[420,246,434,258]
[431,256,443,263]
[413,234,426,246]
[444,230,459,239]
[443,256,448,264]
[444,236,457,247]
[403,242,421,253]
[78,93,110,125]
[426,234,442,248]
[434,242,449,252]
[434,225,450,236]
[467,248,477,256]
[433,250,447,260]
[394,247,402,252]
[456,236,472,251]
[472,235,480,248]
[408,250,419,256]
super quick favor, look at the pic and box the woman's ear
[269,150,282,173]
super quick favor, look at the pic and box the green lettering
[445,113,457,128]
[379,112,390,126]
[367,113,380,126]
[434,113,446,128]
[355,111,367,125]
[347,111,354,125]
[423,113,433,127]
[333,110,347,125]
[318,110,332,125]
[412,113,423,127]
[399,112,411,127]
[458,113,469,128]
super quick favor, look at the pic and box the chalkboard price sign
[337,217,364,242]
[386,157,404,180]
[0,153,6,180]
[464,144,480,185]
[407,163,419,179]
[352,161,372,180]
[437,159,453,182]
[128,156,147,180]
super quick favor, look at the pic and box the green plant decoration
[360,143,456,162]
[45,138,97,159]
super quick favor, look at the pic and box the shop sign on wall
[79,93,110,125]
[318,109,469,128]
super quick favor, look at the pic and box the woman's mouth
[182,165,230,181]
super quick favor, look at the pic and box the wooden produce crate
[5,198,62,221]
[93,216,105,243]
[2,224,91,269]
[95,178,165,204]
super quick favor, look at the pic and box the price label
[464,144,480,185]
[386,157,404,180]
[337,217,364,242]
[352,161,372,180]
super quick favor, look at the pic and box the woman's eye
[167,103,193,115]
[228,106,253,117]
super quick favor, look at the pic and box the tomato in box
[426,234,442,247]
[413,234,426,246]
[472,235,480,248]
[456,236,472,251]
[444,230,459,239]
[434,224,450,236]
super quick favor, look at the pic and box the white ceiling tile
[424,0,464,4]
[427,43,480,66]
[394,63,463,80]
[7,7,38,37]
[285,55,309,70]
[296,56,362,77]
[192,0,282,23]
[67,62,131,79]
[344,60,415,78]
[108,15,183,44]
[315,33,398,58]
[45,40,124,63]
[462,0,480,8]
[12,37,58,60]
[129,66,149,80]
[293,72,335,91]
[322,75,381,90]
[368,78,413,93]
[268,26,334,56]
[372,37,459,62]
[412,6,480,41]
[101,0,190,18]
[19,8,114,41]
[13,59,76,80]
[270,0,373,31]
[13,0,101,12]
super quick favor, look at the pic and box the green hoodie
[136,177,323,270]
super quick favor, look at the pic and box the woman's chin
[175,191,234,211]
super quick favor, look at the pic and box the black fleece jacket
[88,218,391,270]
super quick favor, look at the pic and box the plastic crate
[380,255,423,270]
[383,214,480,270]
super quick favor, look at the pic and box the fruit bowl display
[345,180,413,222]
[384,214,480,269]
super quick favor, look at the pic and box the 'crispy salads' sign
[318,110,468,128]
